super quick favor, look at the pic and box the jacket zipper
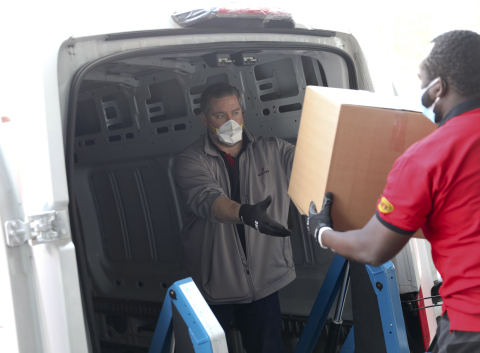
[239,152,255,297]
[218,150,253,297]
[218,155,231,198]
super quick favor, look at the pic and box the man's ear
[436,78,448,98]
[200,112,208,127]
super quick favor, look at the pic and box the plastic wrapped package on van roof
[172,3,294,28]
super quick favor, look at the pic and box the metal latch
[5,210,70,247]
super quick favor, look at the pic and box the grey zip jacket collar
[174,129,296,304]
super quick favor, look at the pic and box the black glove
[239,196,291,237]
[307,192,334,239]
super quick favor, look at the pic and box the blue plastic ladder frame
[295,257,409,353]
[365,263,409,353]
[149,277,227,353]
[149,287,173,353]
[294,254,348,353]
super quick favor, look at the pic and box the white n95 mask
[216,120,243,145]
[421,77,440,123]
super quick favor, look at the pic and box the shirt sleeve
[174,152,227,223]
[376,149,433,234]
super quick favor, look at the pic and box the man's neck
[439,91,475,119]
[441,94,461,115]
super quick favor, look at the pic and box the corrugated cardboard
[288,86,436,233]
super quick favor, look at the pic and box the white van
[0,5,436,353]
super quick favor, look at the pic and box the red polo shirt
[376,97,480,332]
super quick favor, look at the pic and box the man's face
[418,60,444,123]
[201,95,244,145]
[418,61,431,90]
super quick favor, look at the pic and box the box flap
[307,86,422,113]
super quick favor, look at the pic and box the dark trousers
[209,292,285,353]
[431,312,480,353]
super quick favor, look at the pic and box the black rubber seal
[105,28,336,41]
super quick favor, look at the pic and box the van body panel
[0,123,43,353]
[1,62,90,351]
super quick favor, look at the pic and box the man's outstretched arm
[322,216,412,266]
[212,197,241,223]
[308,194,412,266]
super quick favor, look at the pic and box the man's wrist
[213,197,243,224]
[239,204,250,224]
[316,227,332,249]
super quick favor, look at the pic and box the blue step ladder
[148,256,412,353]
[294,255,410,353]
[148,278,228,353]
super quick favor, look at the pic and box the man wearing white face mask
[175,82,295,352]
[307,30,480,352]
[420,77,440,123]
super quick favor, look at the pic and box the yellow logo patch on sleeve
[378,197,394,214]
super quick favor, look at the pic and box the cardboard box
[288,86,436,233]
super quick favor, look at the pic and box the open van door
[0,100,89,352]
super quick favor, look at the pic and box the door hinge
[5,210,69,247]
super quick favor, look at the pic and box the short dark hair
[200,82,241,114]
[424,30,480,97]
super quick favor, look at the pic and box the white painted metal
[413,238,438,345]
[0,122,44,353]
[391,240,421,294]
[62,3,352,39]
[0,34,90,351]
[31,239,89,353]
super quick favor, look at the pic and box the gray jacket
[174,129,296,304]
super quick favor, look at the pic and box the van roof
[70,3,351,38]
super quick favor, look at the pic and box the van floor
[97,316,353,353]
